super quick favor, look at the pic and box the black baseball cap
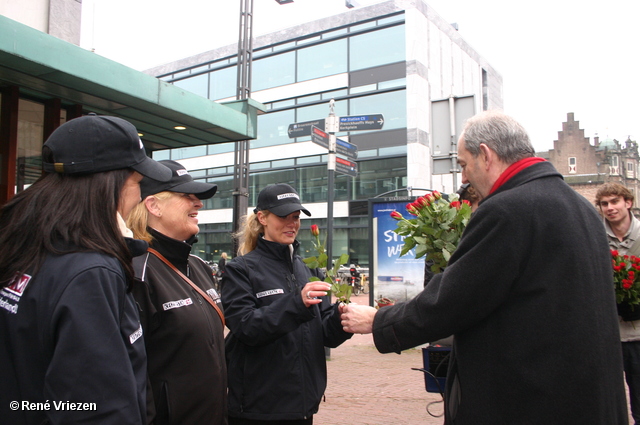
[140,160,218,199]
[254,183,311,217]
[42,114,172,182]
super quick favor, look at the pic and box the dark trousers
[229,417,313,425]
[623,341,640,425]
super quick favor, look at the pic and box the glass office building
[146,0,503,265]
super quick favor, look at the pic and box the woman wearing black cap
[0,114,172,425]
[222,183,352,425]
[126,160,226,425]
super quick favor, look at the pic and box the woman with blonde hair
[126,160,226,425]
[222,183,352,425]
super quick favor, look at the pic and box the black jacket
[133,229,226,425]
[373,161,628,424]
[0,239,148,425]
[222,237,352,421]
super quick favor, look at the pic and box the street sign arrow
[336,138,358,159]
[287,119,325,138]
[335,156,357,177]
[310,125,329,149]
[338,114,384,132]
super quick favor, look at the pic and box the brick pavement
[315,332,444,425]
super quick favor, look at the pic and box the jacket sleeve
[222,257,317,346]
[44,266,146,425]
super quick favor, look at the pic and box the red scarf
[489,157,546,195]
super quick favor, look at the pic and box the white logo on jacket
[162,298,193,310]
[256,289,284,298]
[129,324,143,344]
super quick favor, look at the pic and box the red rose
[310,224,319,237]
[416,196,429,208]
[390,211,403,220]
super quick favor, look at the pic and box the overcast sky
[80,0,640,153]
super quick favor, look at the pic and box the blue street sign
[338,114,384,132]
[336,138,358,159]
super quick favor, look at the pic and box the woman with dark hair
[222,183,352,425]
[0,114,171,425]
[126,160,226,425]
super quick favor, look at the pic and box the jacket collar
[483,161,562,205]
[256,235,300,262]
[148,228,193,273]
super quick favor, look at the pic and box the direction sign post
[338,114,384,132]
[335,138,358,160]
[335,157,357,177]
[286,100,384,279]
[310,125,329,150]
[288,119,326,139]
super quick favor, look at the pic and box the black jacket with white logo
[0,239,148,425]
[222,236,352,421]
[132,229,226,425]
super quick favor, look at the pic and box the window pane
[349,25,405,71]
[173,73,208,98]
[252,51,295,91]
[299,165,328,203]
[170,145,208,160]
[210,66,237,100]
[349,227,369,267]
[193,230,234,263]
[152,149,171,161]
[349,90,406,130]
[253,109,295,148]
[201,175,234,209]
[355,157,406,199]
[297,39,347,82]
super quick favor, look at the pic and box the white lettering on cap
[177,169,189,176]
[138,138,144,149]
[277,193,299,200]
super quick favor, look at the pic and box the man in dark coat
[341,111,629,424]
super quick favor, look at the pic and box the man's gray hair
[461,110,535,164]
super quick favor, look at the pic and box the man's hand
[340,303,377,334]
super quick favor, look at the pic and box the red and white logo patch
[6,273,32,296]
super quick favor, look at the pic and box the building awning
[0,15,265,151]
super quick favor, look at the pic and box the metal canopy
[0,15,265,151]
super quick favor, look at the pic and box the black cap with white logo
[140,160,218,199]
[42,114,171,182]
[254,183,311,217]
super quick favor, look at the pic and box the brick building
[545,112,639,215]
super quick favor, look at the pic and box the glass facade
[160,17,409,267]
[191,153,407,266]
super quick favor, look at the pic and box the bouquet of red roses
[391,191,472,274]
[611,249,640,308]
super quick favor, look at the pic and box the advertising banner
[368,197,425,304]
